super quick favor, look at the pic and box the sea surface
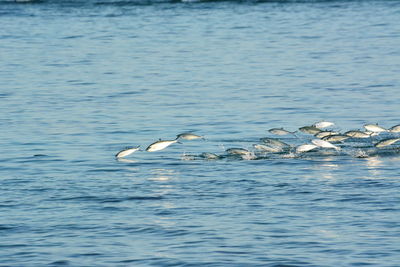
[1,0,400,266]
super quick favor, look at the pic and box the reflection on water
[318,157,339,169]
[311,228,340,240]
[365,156,383,169]
[148,168,178,182]
[147,169,179,232]
[1,0,400,266]
[364,156,383,178]
[147,169,177,202]
[116,158,138,164]
[301,157,341,181]
[318,158,340,180]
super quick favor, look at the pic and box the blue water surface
[1,0,400,266]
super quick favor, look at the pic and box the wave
[2,0,389,5]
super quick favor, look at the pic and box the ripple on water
[1,1,400,266]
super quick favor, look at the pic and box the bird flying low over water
[146,139,179,152]
[115,146,141,158]
[176,132,204,140]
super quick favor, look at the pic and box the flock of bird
[115,121,400,160]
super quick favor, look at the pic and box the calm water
[1,0,400,266]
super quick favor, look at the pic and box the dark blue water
[1,0,400,266]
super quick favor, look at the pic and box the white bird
[311,139,341,150]
[115,146,140,158]
[146,139,179,152]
